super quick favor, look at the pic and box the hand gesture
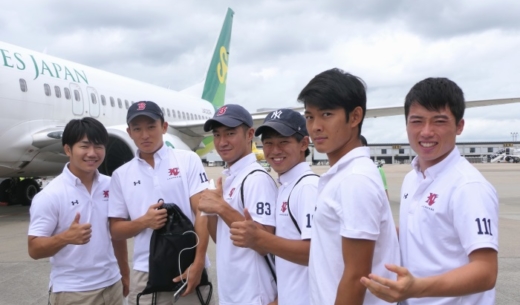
[199,177,224,215]
[65,213,92,245]
[360,264,417,302]
[144,201,167,230]
[229,208,258,249]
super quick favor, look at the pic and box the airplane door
[69,83,84,115]
[86,87,100,117]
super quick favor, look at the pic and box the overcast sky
[2,0,520,143]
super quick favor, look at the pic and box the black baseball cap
[203,104,253,132]
[255,108,308,137]
[127,101,164,124]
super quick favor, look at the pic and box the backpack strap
[287,174,319,235]
[239,168,277,283]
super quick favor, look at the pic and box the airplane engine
[102,126,195,176]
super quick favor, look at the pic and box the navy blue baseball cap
[255,109,308,137]
[127,101,164,124]
[203,104,253,132]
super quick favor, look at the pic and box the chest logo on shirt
[169,168,180,176]
[103,190,109,198]
[281,201,288,213]
[404,193,408,199]
[71,200,79,206]
[229,187,235,198]
[426,193,438,206]
[134,180,141,186]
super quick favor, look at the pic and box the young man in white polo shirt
[361,78,499,304]
[198,104,278,305]
[28,117,129,305]
[229,109,319,305]
[299,68,400,305]
[108,101,212,305]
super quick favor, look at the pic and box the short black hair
[62,117,109,148]
[360,135,368,146]
[260,128,310,157]
[297,68,367,136]
[404,77,465,124]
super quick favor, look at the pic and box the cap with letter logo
[203,104,253,131]
[255,108,308,137]
[127,101,164,124]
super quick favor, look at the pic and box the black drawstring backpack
[136,201,213,305]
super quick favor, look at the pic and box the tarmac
[0,163,518,304]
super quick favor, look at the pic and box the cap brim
[203,117,245,132]
[127,112,161,124]
[255,121,298,137]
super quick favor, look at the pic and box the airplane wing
[169,97,520,138]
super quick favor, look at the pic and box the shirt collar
[411,146,460,179]
[62,163,100,187]
[136,144,168,163]
[325,147,370,176]
[278,162,312,185]
[223,153,257,177]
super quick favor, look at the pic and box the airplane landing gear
[0,178,40,206]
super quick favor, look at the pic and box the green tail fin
[197,8,234,156]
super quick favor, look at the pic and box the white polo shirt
[108,144,209,272]
[28,164,120,293]
[399,147,498,305]
[275,162,318,305]
[216,153,277,305]
[308,147,400,305]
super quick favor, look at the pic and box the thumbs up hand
[199,177,224,216]
[66,213,92,245]
[230,208,259,249]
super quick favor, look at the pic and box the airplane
[487,147,520,163]
[1,7,520,206]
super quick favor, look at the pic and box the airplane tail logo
[197,8,234,157]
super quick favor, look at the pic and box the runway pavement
[0,163,518,304]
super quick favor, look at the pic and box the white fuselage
[0,41,214,177]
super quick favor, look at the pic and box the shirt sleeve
[28,191,58,237]
[337,174,384,241]
[451,181,499,255]
[108,171,130,219]
[293,179,319,240]
[242,171,277,226]
[186,152,209,197]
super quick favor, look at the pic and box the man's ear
[64,144,72,157]
[349,106,363,128]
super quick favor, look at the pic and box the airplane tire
[0,179,13,205]
[16,179,40,206]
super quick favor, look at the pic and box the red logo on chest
[426,193,438,206]
[169,168,180,176]
[229,188,235,197]
[103,190,109,198]
[281,202,288,213]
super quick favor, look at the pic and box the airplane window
[190,113,194,120]
[161,107,165,115]
[110,97,115,107]
[172,110,176,118]
[44,84,51,96]
[101,95,106,106]
[74,90,80,101]
[182,112,186,120]
[64,88,71,100]
[91,93,97,104]
[125,100,129,109]
[117,98,122,108]
[19,79,27,92]
[197,114,201,120]
[54,86,61,98]
[177,110,181,118]
[167,109,171,117]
